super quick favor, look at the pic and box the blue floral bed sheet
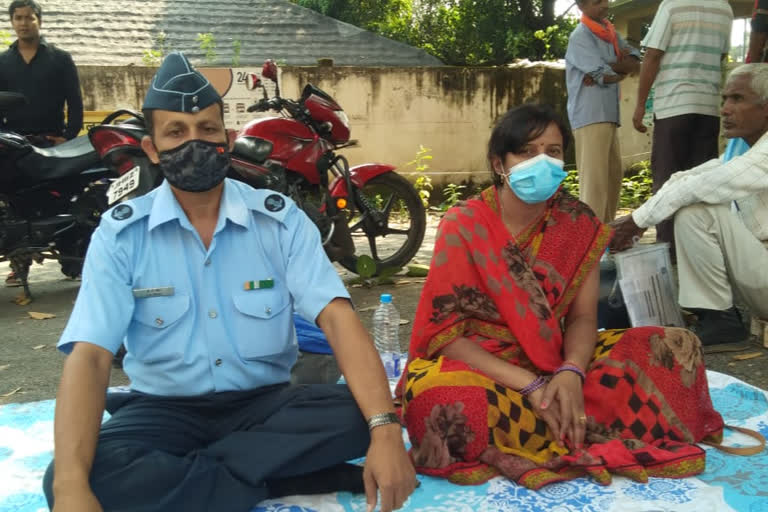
[1,371,766,512]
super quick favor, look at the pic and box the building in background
[6,0,442,67]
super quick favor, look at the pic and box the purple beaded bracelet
[554,363,586,382]
[519,375,547,396]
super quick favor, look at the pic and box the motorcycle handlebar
[245,98,312,125]
[247,98,282,113]
[101,109,144,125]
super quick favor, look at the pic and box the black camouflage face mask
[157,139,230,192]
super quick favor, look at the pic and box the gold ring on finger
[578,415,587,423]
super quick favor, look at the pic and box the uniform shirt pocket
[129,294,190,364]
[232,289,293,360]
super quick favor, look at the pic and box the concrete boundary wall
[77,64,651,185]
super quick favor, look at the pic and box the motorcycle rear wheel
[338,172,426,275]
[59,183,109,278]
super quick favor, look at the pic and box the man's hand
[609,214,647,252]
[46,135,67,145]
[539,372,586,449]
[632,104,648,133]
[52,482,103,512]
[363,424,416,512]
[582,74,596,87]
[612,55,640,75]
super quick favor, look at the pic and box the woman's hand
[527,385,563,446]
[539,372,586,449]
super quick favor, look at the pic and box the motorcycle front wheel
[338,172,426,275]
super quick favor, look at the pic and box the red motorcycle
[89,60,426,275]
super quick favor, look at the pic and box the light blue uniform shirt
[565,23,641,130]
[58,178,350,396]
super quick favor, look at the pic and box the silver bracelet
[367,412,401,431]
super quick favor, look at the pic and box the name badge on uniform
[244,279,274,291]
[132,287,175,298]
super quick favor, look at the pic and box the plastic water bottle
[372,293,401,380]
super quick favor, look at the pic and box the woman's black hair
[487,104,571,187]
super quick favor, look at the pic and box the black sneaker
[692,307,751,353]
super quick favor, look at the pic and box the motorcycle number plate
[107,166,141,205]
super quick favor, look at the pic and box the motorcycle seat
[232,136,273,164]
[15,135,102,181]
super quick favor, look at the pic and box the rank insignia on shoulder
[112,204,134,221]
[244,279,274,290]
[264,194,285,212]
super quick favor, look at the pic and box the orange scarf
[581,13,621,58]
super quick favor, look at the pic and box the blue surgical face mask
[504,153,566,204]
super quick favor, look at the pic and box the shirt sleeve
[722,16,733,54]
[283,206,350,324]
[632,136,768,228]
[618,34,642,59]
[61,51,83,140]
[58,224,135,354]
[641,2,672,51]
[566,28,615,86]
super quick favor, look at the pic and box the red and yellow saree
[397,187,725,489]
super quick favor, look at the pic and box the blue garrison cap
[142,51,221,113]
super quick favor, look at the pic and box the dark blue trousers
[43,383,369,512]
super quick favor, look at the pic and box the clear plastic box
[613,243,684,328]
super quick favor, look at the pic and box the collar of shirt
[147,178,251,234]
[9,36,49,51]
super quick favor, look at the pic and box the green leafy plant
[142,49,163,66]
[196,32,217,64]
[405,145,434,207]
[440,183,466,211]
[560,163,653,209]
[372,193,384,210]
[0,30,12,49]
[348,255,403,286]
[290,0,578,65]
[231,39,242,67]
[561,167,579,197]
[620,161,653,208]
[414,175,433,208]
[141,32,169,66]
[533,25,559,61]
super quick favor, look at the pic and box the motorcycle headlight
[333,110,349,129]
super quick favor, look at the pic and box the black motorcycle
[0,92,115,302]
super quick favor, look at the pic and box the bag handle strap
[702,425,766,456]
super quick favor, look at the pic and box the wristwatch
[367,412,401,431]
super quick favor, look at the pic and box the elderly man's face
[721,74,768,145]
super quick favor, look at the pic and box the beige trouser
[574,122,623,223]
[675,202,768,318]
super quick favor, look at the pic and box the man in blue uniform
[42,52,415,512]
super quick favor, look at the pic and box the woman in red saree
[397,105,725,490]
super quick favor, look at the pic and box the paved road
[1,213,766,405]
